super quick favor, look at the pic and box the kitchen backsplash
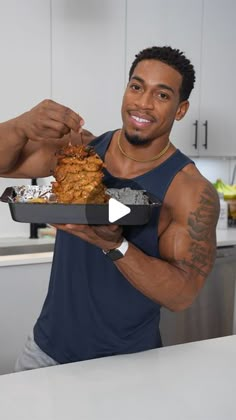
[192,157,236,184]
[0,159,235,238]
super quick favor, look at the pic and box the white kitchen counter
[0,237,54,266]
[0,251,53,267]
[0,335,235,420]
[0,237,54,248]
[0,227,236,268]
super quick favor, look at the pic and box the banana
[213,179,236,198]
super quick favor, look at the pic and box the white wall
[51,0,125,135]
[193,158,236,185]
[0,0,234,238]
[0,0,51,238]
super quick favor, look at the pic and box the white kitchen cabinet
[51,0,126,135]
[126,0,236,157]
[160,251,236,345]
[0,0,51,120]
[0,0,51,238]
[0,262,51,375]
[198,0,236,157]
[126,0,202,156]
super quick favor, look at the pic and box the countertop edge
[0,229,236,267]
[0,252,53,267]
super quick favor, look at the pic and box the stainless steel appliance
[160,245,236,346]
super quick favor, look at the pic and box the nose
[135,91,154,110]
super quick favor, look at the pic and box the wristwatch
[102,237,129,261]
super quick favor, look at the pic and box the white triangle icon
[108,198,131,223]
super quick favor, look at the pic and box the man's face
[121,59,188,145]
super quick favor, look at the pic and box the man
[0,46,219,370]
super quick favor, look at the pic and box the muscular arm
[0,99,95,178]
[114,180,219,311]
[0,117,29,173]
[1,139,62,178]
[1,129,96,179]
[57,171,219,312]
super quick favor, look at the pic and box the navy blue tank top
[34,130,193,364]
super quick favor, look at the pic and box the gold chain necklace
[117,131,171,163]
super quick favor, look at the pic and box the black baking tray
[0,187,162,225]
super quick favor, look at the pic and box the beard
[124,130,152,146]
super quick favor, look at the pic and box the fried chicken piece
[52,144,108,204]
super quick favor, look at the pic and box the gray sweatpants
[14,333,58,372]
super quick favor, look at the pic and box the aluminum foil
[10,185,55,202]
[107,187,149,205]
[7,186,150,205]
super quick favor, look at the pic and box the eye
[129,83,141,91]
[155,92,169,101]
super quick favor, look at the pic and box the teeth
[132,115,150,123]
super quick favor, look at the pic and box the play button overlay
[108,198,131,223]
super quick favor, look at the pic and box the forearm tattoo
[182,186,218,277]
[188,186,218,242]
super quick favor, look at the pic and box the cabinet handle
[193,120,198,149]
[203,120,208,149]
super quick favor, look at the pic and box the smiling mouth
[131,115,151,123]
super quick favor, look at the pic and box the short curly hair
[129,46,195,102]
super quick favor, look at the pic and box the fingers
[107,224,120,231]
[27,99,85,141]
[29,120,71,141]
[92,224,121,234]
[53,223,123,246]
[91,225,123,241]
[44,101,84,132]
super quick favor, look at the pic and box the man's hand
[15,99,84,142]
[53,224,123,250]
[0,98,90,175]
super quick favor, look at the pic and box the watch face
[106,249,124,261]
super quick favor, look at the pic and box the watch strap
[102,238,129,261]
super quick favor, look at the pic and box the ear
[175,100,189,121]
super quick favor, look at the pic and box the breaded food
[51,144,108,204]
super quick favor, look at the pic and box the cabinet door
[160,257,236,346]
[51,0,126,135]
[0,263,51,375]
[198,0,236,157]
[126,0,202,156]
[0,0,51,120]
[0,0,51,239]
